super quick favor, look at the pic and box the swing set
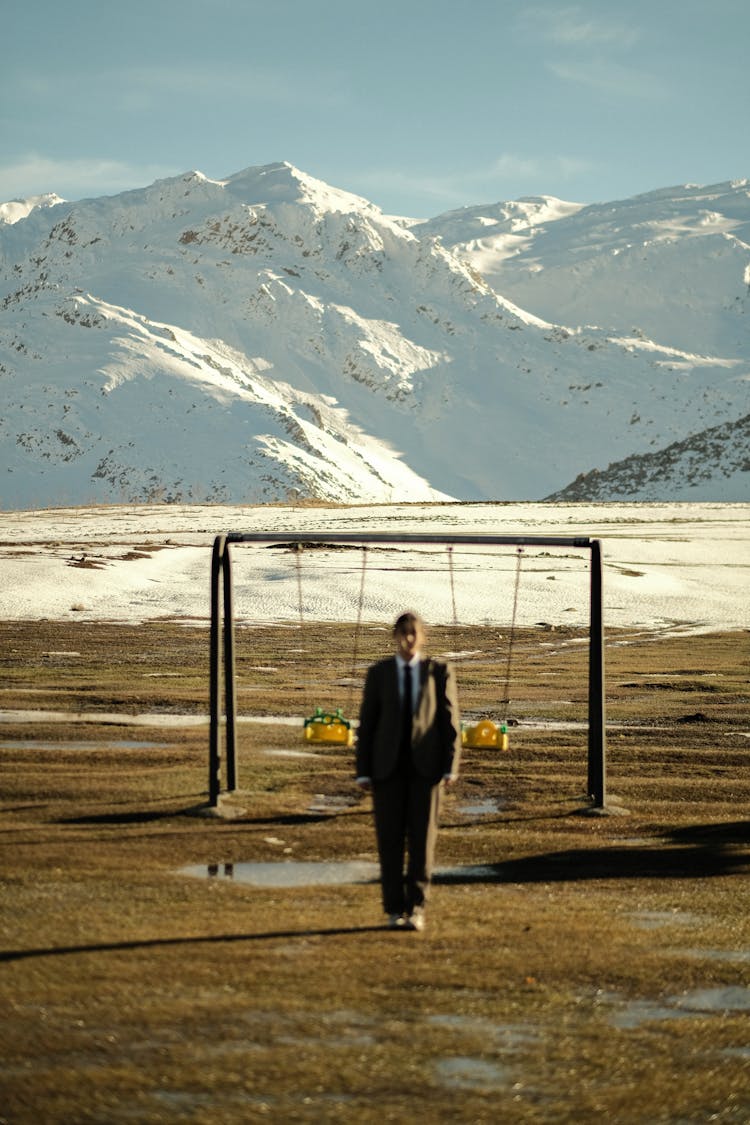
[209,531,607,808]
[286,541,522,752]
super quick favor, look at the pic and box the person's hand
[356,776,372,792]
[443,774,458,788]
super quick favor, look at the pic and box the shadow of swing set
[209,531,607,808]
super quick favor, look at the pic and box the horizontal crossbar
[223,532,596,549]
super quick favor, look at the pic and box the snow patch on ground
[0,502,746,635]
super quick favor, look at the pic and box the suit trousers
[371,760,443,916]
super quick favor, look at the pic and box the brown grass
[1,621,749,1123]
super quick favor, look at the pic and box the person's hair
[393,611,426,636]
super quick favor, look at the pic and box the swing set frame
[209,532,607,808]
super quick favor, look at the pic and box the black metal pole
[225,531,595,549]
[588,539,606,807]
[208,535,225,807]
[223,542,238,792]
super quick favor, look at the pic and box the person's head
[393,612,426,660]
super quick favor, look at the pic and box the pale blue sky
[2,0,747,216]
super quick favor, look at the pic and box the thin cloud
[350,169,462,215]
[547,59,668,99]
[14,60,345,115]
[355,154,596,214]
[484,154,596,195]
[514,7,660,101]
[518,5,641,49]
[485,154,594,185]
[119,62,341,104]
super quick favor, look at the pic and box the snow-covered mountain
[0,193,65,227]
[415,181,750,360]
[1,163,748,507]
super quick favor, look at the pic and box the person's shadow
[0,924,387,964]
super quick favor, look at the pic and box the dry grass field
[1,619,749,1123]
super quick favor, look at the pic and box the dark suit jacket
[356,656,462,783]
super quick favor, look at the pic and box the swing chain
[346,547,368,716]
[293,542,367,743]
[294,544,305,630]
[447,545,459,628]
[500,547,524,722]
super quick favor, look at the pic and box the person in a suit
[355,611,462,931]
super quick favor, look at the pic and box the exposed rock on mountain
[545,412,750,501]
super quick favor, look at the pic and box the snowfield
[0,502,747,636]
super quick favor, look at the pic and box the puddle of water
[243,716,303,727]
[0,707,667,740]
[521,718,586,731]
[0,739,170,751]
[263,748,317,759]
[0,709,208,727]
[609,999,694,1030]
[670,987,750,1013]
[433,1056,512,1090]
[456,798,505,816]
[427,1015,537,1051]
[180,860,380,887]
[511,716,669,733]
[669,948,750,964]
[179,861,501,888]
[307,795,358,814]
[0,710,302,728]
[601,985,750,1028]
[629,911,703,930]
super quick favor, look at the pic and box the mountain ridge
[1,163,748,507]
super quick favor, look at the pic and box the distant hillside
[545,413,750,501]
[417,180,750,357]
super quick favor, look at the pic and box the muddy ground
[1,620,749,1123]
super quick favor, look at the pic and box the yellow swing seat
[461,719,509,751]
[303,707,354,747]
